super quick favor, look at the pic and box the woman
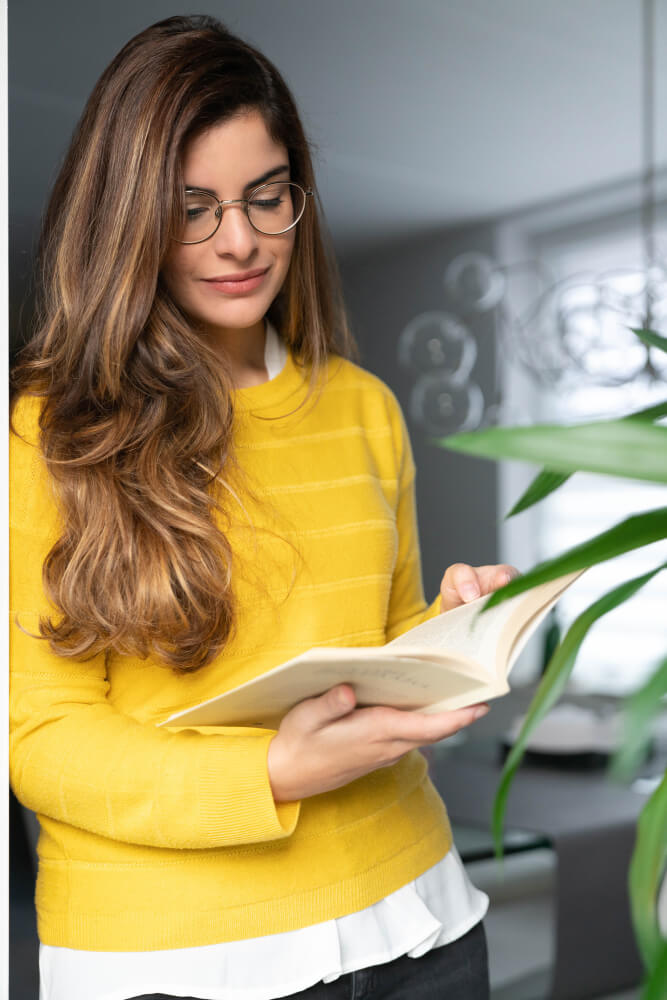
[10,15,516,1000]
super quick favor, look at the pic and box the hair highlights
[11,15,357,672]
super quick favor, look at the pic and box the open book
[160,569,585,730]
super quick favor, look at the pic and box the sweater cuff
[422,594,443,622]
[196,728,301,846]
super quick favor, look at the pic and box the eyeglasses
[174,181,314,244]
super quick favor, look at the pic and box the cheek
[276,233,296,277]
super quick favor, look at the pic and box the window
[497,209,667,695]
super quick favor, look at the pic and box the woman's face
[162,109,296,342]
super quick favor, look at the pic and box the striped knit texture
[9,351,452,951]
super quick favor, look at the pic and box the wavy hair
[11,14,358,672]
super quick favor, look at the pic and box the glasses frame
[174,180,314,244]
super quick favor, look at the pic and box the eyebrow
[185,164,290,197]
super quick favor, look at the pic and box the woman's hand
[267,561,521,803]
[267,686,490,803]
[439,562,520,614]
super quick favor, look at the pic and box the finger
[301,684,357,730]
[474,564,521,596]
[440,563,481,607]
[378,702,490,745]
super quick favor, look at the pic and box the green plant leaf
[630,769,667,971]
[624,399,667,422]
[505,469,572,518]
[610,656,667,781]
[435,420,667,484]
[481,508,667,611]
[491,563,667,859]
[502,399,667,520]
[631,327,667,354]
[640,939,667,1000]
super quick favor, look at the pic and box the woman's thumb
[291,683,356,733]
[322,684,356,722]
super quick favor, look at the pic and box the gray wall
[340,222,499,602]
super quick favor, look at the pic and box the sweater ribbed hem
[36,775,452,951]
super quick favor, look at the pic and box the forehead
[182,110,288,188]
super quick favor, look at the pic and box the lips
[201,267,270,295]
[203,267,269,282]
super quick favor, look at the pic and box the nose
[210,203,259,261]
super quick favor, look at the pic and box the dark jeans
[128,919,489,1000]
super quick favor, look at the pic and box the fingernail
[473,704,490,720]
[337,686,353,709]
[462,584,480,601]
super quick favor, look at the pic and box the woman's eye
[184,195,215,223]
[251,198,282,210]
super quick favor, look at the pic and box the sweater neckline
[233,343,308,414]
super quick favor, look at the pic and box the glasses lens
[248,182,306,235]
[180,191,220,243]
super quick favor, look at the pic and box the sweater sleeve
[9,397,300,850]
[384,394,442,642]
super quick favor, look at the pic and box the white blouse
[39,847,488,1000]
[39,325,489,1000]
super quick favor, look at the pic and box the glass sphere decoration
[642,295,667,379]
[398,310,477,381]
[409,372,485,435]
[555,286,647,385]
[444,252,506,314]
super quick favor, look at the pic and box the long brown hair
[11,14,358,673]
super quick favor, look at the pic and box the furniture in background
[429,684,659,1000]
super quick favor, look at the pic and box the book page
[161,648,497,729]
[387,569,586,683]
[385,592,526,679]
[495,569,585,680]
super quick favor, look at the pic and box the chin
[198,284,282,328]
[195,301,271,333]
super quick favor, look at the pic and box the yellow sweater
[9,350,451,952]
